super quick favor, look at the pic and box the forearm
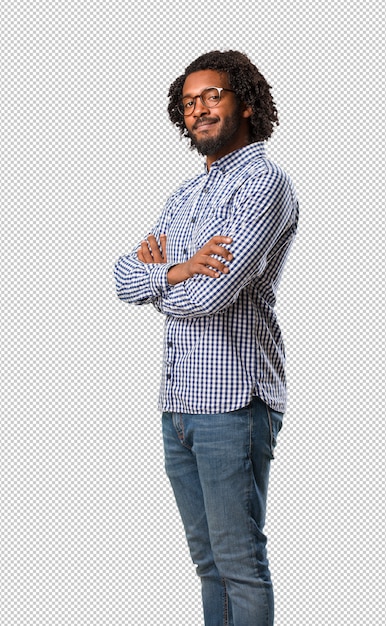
[167,263,190,286]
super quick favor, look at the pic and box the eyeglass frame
[178,86,236,116]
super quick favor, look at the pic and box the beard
[187,108,243,156]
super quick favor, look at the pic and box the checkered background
[1,1,385,624]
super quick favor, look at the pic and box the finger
[206,260,230,274]
[160,234,167,262]
[137,248,145,262]
[140,240,154,263]
[209,236,233,246]
[194,256,230,275]
[207,244,234,261]
[194,265,221,278]
[198,253,230,271]
[147,234,163,263]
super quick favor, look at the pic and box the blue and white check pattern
[115,142,299,414]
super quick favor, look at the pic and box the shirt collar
[205,142,266,175]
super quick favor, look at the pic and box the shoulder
[237,157,295,202]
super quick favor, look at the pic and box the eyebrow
[182,86,220,98]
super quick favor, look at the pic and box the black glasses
[178,86,235,116]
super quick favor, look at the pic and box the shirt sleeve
[114,252,173,305]
[114,200,175,306]
[153,167,298,318]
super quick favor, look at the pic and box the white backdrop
[1,1,385,624]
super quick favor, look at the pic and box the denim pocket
[266,406,283,459]
[172,412,185,443]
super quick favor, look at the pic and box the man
[115,50,298,626]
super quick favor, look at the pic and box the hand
[137,234,167,264]
[167,236,233,286]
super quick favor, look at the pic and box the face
[181,69,252,164]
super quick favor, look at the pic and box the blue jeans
[162,396,283,626]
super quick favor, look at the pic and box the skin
[137,69,253,285]
[182,69,252,170]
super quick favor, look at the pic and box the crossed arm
[137,233,234,284]
[116,168,295,317]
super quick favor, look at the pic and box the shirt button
[168,341,173,348]
[203,187,209,194]
[166,374,171,379]
[183,249,188,255]
[191,216,196,223]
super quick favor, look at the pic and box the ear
[241,103,253,119]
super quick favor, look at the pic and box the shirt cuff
[148,263,174,298]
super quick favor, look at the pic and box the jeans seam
[266,405,275,459]
[222,577,229,626]
[172,412,192,450]
[248,402,253,458]
[247,402,258,579]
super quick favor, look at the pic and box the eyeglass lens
[180,88,222,115]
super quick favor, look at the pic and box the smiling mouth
[193,119,218,131]
[194,124,216,133]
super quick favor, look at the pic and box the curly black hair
[168,50,279,144]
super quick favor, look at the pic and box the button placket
[165,333,174,382]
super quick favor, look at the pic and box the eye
[202,88,221,106]
[183,100,194,110]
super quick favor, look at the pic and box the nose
[193,95,210,117]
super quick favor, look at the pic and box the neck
[206,139,251,170]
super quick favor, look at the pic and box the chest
[161,177,239,264]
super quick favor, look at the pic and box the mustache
[192,117,219,130]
